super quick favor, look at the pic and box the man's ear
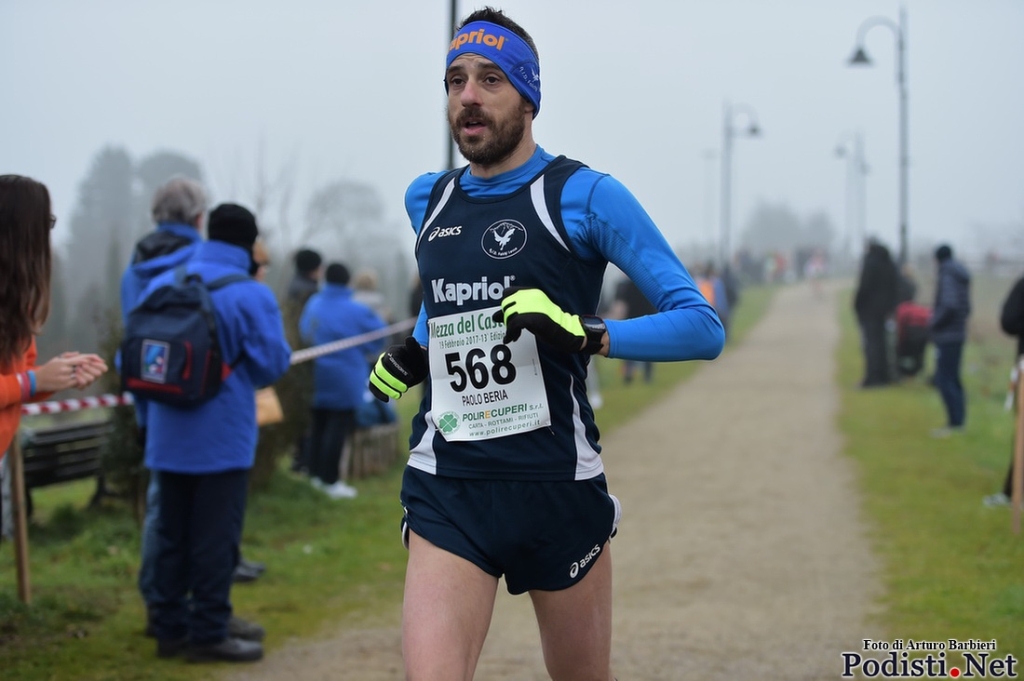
[193,213,205,233]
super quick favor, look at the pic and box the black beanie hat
[935,244,953,262]
[295,248,323,274]
[207,203,259,250]
[325,262,350,285]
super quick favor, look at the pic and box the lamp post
[835,131,869,262]
[719,101,761,268]
[847,6,908,264]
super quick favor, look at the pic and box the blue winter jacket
[119,222,202,428]
[142,240,292,474]
[300,284,387,410]
[930,258,971,345]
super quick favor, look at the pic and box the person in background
[367,8,724,678]
[928,244,971,438]
[352,267,393,324]
[120,176,208,634]
[284,247,323,475]
[1,174,107,457]
[984,271,1024,507]
[853,239,899,388]
[612,277,657,384]
[143,204,290,663]
[300,262,387,499]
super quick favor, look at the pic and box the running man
[369,7,725,680]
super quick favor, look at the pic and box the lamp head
[848,46,872,66]
[746,123,761,137]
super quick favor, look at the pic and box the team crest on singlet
[481,219,527,259]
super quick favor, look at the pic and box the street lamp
[847,6,908,264]
[719,101,761,267]
[835,131,869,262]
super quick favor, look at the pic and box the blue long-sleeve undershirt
[405,146,724,362]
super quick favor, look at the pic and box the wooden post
[1014,358,1024,535]
[8,440,32,603]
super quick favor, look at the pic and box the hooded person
[140,202,292,663]
[929,244,971,436]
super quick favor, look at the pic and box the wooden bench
[348,423,401,479]
[19,420,113,518]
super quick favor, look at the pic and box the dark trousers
[310,408,356,485]
[860,317,892,386]
[934,341,965,427]
[150,468,248,645]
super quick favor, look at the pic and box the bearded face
[448,98,530,167]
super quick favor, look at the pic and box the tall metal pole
[855,131,867,250]
[897,6,909,265]
[445,0,458,170]
[719,102,733,268]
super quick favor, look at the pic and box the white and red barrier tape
[20,317,418,416]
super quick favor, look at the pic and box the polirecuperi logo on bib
[437,412,460,435]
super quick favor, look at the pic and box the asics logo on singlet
[431,275,516,307]
[428,225,462,241]
[569,544,601,579]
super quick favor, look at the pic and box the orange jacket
[0,338,53,459]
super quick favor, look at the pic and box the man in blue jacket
[929,244,971,437]
[119,177,205,633]
[143,203,291,663]
[300,262,386,499]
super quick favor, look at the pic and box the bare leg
[403,531,499,681]
[529,542,614,681]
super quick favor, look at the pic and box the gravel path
[226,281,884,680]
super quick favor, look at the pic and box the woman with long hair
[0,174,107,456]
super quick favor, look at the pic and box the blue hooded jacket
[300,284,387,410]
[119,222,202,427]
[142,240,292,473]
[930,258,971,345]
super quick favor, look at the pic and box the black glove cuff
[580,315,607,355]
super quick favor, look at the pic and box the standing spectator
[853,239,899,388]
[613,277,657,384]
[144,204,291,663]
[352,267,393,323]
[1,174,107,456]
[929,244,971,438]
[300,263,387,499]
[119,176,208,635]
[284,247,323,474]
[367,8,724,678]
[984,271,1024,506]
[286,248,323,306]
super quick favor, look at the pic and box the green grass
[836,273,1024,664]
[0,285,775,680]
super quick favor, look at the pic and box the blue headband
[446,21,541,118]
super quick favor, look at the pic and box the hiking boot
[239,557,266,575]
[228,616,266,642]
[156,637,189,658]
[232,562,262,584]
[186,637,263,663]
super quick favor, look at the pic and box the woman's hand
[34,353,109,393]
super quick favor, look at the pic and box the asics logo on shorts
[569,544,601,579]
[430,274,516,306]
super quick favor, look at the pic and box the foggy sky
[2,0,1022,261]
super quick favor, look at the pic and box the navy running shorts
[400,466,622,594]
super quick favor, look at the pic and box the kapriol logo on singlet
[431,274,516,306]
[482,219,527,259]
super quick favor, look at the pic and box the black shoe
[186,637,263,663]
[239,558,266,575]
[228,616,266,642]
[156,637,189,658]
[232,563,262,584]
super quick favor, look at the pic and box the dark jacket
[854,244,899,322]
[1000,275,1024,358]
[929,258,971,345]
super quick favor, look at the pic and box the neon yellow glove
[369,337,428,402]
[492,287,606,354]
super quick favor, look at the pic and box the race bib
[428,307,551,442]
